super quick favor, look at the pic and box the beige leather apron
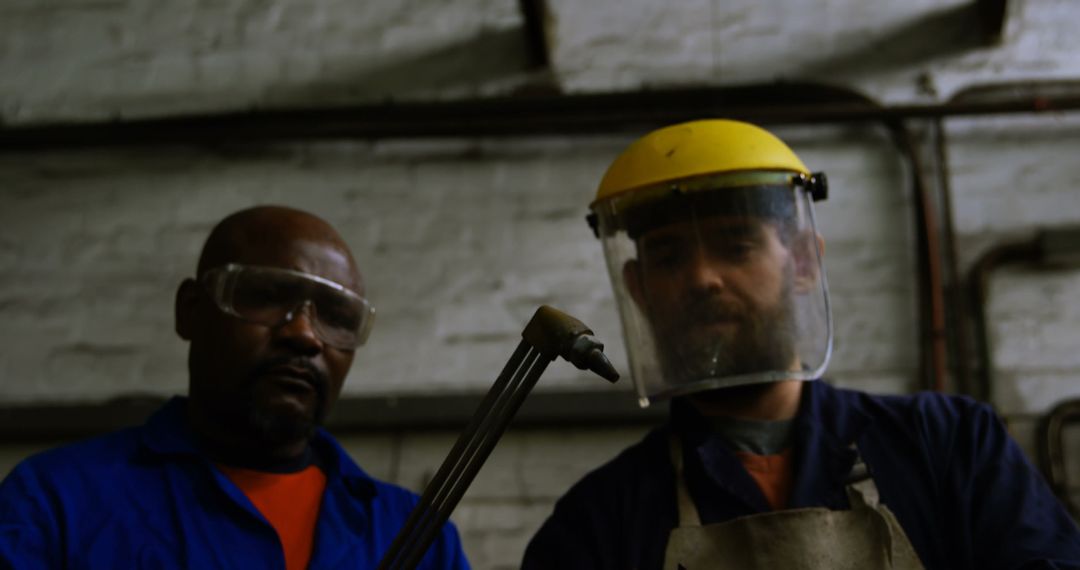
[662,434,924,570]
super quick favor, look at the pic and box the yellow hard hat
[587,119,834,406]
[593,119,811,207]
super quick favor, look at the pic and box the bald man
[0,206,470,570]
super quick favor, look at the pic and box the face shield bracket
[586,212,600,238]
[589,170,828,241]
[799,171,829,202]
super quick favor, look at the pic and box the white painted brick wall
[0,131,922,401]
[546,0,1080,103]
[5,1,1080,567]
[3,114,1078,570]
[0,0,527,123]
[0,126,972,568]
[6,1,1080,124]
[940,114,1080,486]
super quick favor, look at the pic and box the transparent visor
[592,171,832,407]
[201,263,375,350]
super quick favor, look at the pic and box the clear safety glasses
[201,263,375,350]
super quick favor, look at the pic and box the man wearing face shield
[522,120,1080,569]
[0,206,470,569]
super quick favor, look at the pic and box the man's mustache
[681,294,747,325]
[250,356,329,395]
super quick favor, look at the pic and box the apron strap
[668,436,883,527]
[844,443,881,508]
[668,431,703,527]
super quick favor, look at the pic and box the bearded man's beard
[656,268,798,387]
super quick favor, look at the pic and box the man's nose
[276,300,323,354]
[684,249,727,292]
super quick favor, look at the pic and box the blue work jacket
[0,397,470,570]
[523,380,1080,569]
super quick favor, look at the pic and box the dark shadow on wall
[798,3,993,84]
[263,27,553,109]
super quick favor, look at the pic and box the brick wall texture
[3,1,1080,568]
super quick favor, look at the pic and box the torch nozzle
[521,305,620,384]
[568,334,620,383]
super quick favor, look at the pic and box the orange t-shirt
[734,448,794,510]
[218,464,327,570]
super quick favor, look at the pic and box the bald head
[196,206,362,293]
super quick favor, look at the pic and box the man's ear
[623,259,648,311]
[792,232,826,293]
[175,279,200,341]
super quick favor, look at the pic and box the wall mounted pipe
[968,239,1039,403]
[928,118,970,394]
[1039,398,1080,517]
[968,227,1080,403]
[0,389,665,444]
[927,79,1080,396]
[887,124,950,391]
[3,83,1080,151]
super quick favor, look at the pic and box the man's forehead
[199,212,362,293]
[234,238,361,291]
[639,216,770,244]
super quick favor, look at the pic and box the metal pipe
[949,79,1080,106]
[888,123,950,391]
[0,389,662,443]
[933,81,1080,397]
[967,227,1080,403]
[3,84,1080,151]
[930,119,970,395]
[967,239,1041,402]
[1038,399,1080,517]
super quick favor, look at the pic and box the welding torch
[376,305,619,570]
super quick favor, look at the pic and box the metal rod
[966,239,1040,402]
[378,305,619,570]
[388,347,543,570]
[0,389,662,442]
[377,340,532,570]
[967,227,1080,403]
[399,353,552,570]
[378,342,532,568]
[426,353,548,522]
[422,348,542,516]
[889,123,949,391]
[3,86,1080,151]
[931,119,970,395]
[1038,399,1080,517]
